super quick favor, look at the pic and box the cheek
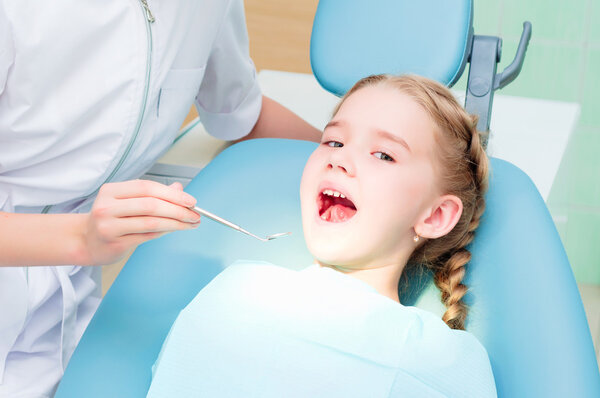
[299,153,322,224]
[367,169,432,221]
[299,154,320,201]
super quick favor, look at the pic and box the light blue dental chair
[56,1,600,397]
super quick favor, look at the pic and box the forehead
[334,85,437,152]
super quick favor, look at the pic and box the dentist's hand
[84,179,200,265]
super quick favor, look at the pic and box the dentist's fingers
[117,231,169,249]
[170,181,184,190]
[105,215,200,238]
[84,180,200,265]
[99,179,197,207]
[109,197,201,223]
[84,214,200,265]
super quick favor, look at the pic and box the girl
[146,74,496,397]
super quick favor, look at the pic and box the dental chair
[56,1,600,397]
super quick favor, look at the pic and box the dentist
[0,0,320,396]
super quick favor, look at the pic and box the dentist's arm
[0,180,201,267]
[234,96,322,144]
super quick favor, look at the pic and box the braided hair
[334,74,489,330]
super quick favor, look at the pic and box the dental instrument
[190,206,291,242]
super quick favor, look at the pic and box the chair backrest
[57,139,600,397]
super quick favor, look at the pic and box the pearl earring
[413,235,420,243]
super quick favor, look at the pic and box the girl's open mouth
[317,188,357,223]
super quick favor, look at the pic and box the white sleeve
[194,0,262,141]
[0,2,15,96]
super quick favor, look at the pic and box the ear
[415,195,463,240]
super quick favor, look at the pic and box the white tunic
[0,0,262,396]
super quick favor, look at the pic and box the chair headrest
[310,0,473,96]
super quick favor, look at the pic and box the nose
[327,148,355,176]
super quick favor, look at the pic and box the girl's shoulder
[394,306,497,396]
[402,304,489,356]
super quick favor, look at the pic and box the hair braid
[434,249,470,329]
[433,119,489,330]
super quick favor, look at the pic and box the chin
[303,211,361,257]
[306,236,364,267]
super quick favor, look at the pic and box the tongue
[323,204,356,222]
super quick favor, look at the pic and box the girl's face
[300,84,441,271]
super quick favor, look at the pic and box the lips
[316,184,358,223]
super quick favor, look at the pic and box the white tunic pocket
[145,66,207,168]
[157,67,206,122]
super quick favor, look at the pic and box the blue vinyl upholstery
[56,139,600,397]
[310,0,473,96]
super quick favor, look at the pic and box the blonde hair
[333,74,489,330]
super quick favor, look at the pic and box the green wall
[455,0,600,284]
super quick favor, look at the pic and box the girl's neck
[317,261,405,303]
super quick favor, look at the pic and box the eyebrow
[324,120,343,130]
[324,120,412,152]
[375,129,412,153]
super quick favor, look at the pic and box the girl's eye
[324,141,343,148]
[373,151,395,162]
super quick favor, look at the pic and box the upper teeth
[322,189,345,199]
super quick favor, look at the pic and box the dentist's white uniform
[0,0,262,396]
